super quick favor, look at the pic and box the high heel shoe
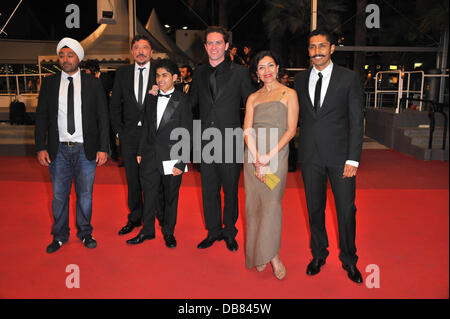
[256,264,267,272]
[271,258,286,280]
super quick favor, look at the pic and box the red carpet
[0,150,448,299]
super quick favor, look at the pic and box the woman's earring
[257,76,260,83]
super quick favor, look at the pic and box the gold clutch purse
[254,168,280,190]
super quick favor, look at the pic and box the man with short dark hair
[189,26,254,252]
[294,29,364,283]
[177,65,193,95]
[110,35,162,237]
[35,38,109,253]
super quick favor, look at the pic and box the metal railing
[374,70,449,113]
[0,73,51,96]
[400,97,448,150]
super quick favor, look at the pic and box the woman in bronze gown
[243,51,299,280]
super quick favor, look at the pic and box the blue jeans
[49,143,96,242]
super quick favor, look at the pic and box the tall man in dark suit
[35,38,109,253]
[294,29,364,283]
[189,26,254,252]
[129,59,192,248]
[110,35,162,236]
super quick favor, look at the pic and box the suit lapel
[147,94,158,133]
[203,67,214,104]
[128,65,139,106]
[80,73,88,135]
[303,68,317,118]
[157,90,180,133]
[146,64,155,93]
[53,73,62,119]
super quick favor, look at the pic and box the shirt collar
[312,61,333,78]
[159,87,175,95]
[61,69,80,80]
[209,59,227,73]
[135,61,150,71]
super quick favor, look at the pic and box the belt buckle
[67,141,74,146]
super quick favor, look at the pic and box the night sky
[0,0,267,48]
[0,0,445,70]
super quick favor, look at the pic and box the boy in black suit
[126,59,192,248]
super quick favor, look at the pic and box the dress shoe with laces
[306,258,326,276]
[164,234,177,248]
[46,240,64,253]
[82,235,97,249]
[197,235,223,249]
[118,221,141,235]
[224,237,238,252]
[342,264,363,284]
[126,233,155,245]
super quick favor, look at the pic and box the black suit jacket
[294,64,364,166]
[109,64,156,137]
[138,90,193,174]
[34,72,110,161]
[189,62,254,130]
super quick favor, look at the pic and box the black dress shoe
[224,237,238,252]
[342,264,363,284]
[118,221,141,235]
[82,235,97,249]
[306,258,326,276]
[164,234,177,248]
[197,235,223,249]
[126,233,155,245]
[46,240,63,253]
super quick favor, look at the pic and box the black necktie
[67,76,75,135]
[138,67,145,105]
[209,67,217,101]
[313,72,323,113]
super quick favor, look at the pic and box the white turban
[56,37,84,61]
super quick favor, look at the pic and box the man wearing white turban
[35,37,110,253]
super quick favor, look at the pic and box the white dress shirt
[308,61,333,108]
[308,61,359,168]
[156,88,175,129]
[58,69,83,143]
[134,61,150,105]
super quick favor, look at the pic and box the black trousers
[121,133,165,225]
[301,161,358,266]
[200,162,241,239]
[139,161,182,237]
[120,131,144,224]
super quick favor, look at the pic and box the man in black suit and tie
[35,38,109,253]
[110,35,162,236]
[128,59,192,248]
[189,26,254,251]
[294,29,364,283]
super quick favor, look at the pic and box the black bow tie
[158,93,172,98]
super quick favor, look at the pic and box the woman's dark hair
[154,58,180,76]
[250,50,280,77]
